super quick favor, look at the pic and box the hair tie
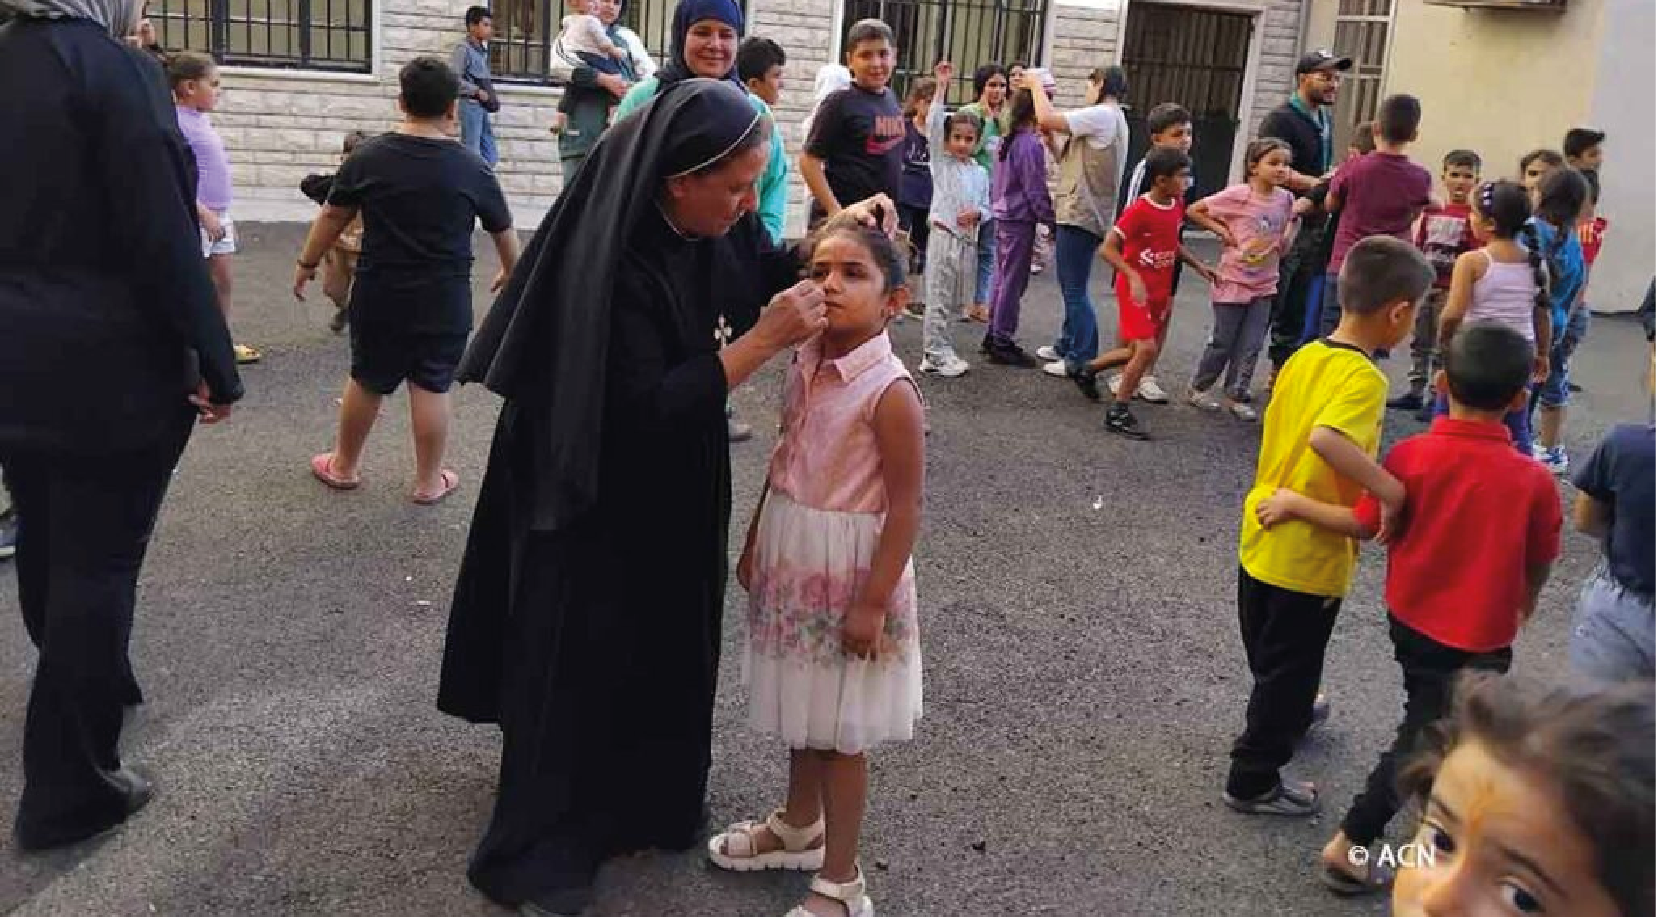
[1479,182,1496,212]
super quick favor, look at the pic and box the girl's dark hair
[1244,138,1291,175]
[998,87,1037,161]
[944,110,982,143]
[971,63,1006,99]
[804,224,908,293]
[1519,148,1565,175]
[1484,181,1552,318]
[166,50,216,89]
[1532,167,1589,303]
[903,77,937,119]
[1091,65,1128,100]
[1399,673,1654,917]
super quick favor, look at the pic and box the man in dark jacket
[1259,49,1350,375]
[0,0,241,851]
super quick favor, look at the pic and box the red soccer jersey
[1579,216,1609,266]
[1354,418,1562,653]
[1113,194,1185,305]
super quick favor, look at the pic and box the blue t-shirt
[1526,219,1586,330]
[1574,424,1655,596]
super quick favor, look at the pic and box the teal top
[617,77,789,244]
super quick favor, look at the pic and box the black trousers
[3,410,193,848]
[1340,616,1511,845]
[1268,222,1331,369]
[897,202,930,276]
[1227,567,1341,799]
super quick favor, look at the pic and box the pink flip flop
[310,453,361,491]
[411,469,460,505]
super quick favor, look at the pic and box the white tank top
[1468,250,1540,342]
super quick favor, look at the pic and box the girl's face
[1251,149,1292,188]
[1392,740,1621,917]
[980,73,1006,108]
[179,68,223,112]
[809,234,906,337]
[684,19,739,79]
[946,123,978,159]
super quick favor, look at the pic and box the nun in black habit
[438,78,896,914]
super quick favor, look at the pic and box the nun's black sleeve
[604,261,729,436]
[719,214,803,338]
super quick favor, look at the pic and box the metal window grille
[492,0,732,84]
[841,0,1050,105]
[1331,0,1393,153]
[151,0,372,72]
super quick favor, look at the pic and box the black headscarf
[459,78,764,531]
[652,0,744,94]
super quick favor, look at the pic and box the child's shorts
[200,209,237,257]
[1115,280,1171,342]
[350,325,469,395]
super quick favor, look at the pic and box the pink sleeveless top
[768,331,914,514]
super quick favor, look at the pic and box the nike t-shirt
[805,83,905,212]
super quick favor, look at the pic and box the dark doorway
[1118,3,1251,203]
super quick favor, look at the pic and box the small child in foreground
[1391,673,1652,917]
[1256,322,1562,895]
[1224,236,1433,817]
[300,130,373,333]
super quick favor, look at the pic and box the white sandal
[784,866,874,917]
[707,808,825,872]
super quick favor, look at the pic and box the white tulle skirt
[743,491,923,754]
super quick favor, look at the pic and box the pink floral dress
[745,331,922,754]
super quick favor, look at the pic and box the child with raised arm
[915,60,990,378]
[1256,322,1561,894]
[1224,236,1433,817]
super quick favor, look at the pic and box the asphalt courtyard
[1,224,1649,917]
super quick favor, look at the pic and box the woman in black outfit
[0,0,242,851]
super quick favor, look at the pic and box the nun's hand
[755,280,828,350]
[841,194,900,238]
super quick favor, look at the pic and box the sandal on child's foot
[1318,857,1395,897]
[784,867,874,917]
[707,808,825,872]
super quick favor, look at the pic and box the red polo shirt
[1355,417,1563,652]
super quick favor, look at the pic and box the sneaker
[1538,446,1570,476]
[1137,375,1170,404]
[1386,391,1424,411]
[1041,360,1070,378]
[1229,401,1259,422]
[919,355,970,378]
[1035,345,1060,362]
[1070,368,1101,402]
[1223,779,1320,817]
[1107,374,1123,399]
[0,510,16,561]
[986,341,1037,368]
[1104,404,1149,440]
[1188,388,1224,412]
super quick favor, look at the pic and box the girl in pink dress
[709,225,926,917]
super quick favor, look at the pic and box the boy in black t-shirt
[294,56,520,506]
[800,18,904,224]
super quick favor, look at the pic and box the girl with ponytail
[1434,180,1551,453]
[1527,167,1591,473]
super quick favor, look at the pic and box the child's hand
[201,209,227,244]
[842,602,887,660]
[957,209,980,230]
[1255,488,1304,529]
[292,261,317,300]
[1533,354,1550,385]
[490,267,509,294]
[1292,196,1315,218]
[1376,494,1406,545]
[1126,270,1148,307]
[1215,227,1238,248]
[934,61,953,83]
[1195,262,1220,286]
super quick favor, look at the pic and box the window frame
[149,0,376,75]
[835,0,1053,105]
[490,0,742,86]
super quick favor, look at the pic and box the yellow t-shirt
[1239,339,1387,597]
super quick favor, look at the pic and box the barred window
[150,0,372,72]
[841,0,1051,104]
[491,0,705,84]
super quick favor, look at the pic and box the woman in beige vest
[1025,67,1130,388]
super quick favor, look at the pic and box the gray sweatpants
[1192,297,1272,399]
[1406,289,1447,394]
[923,225,975,364]
[1570,566,1655,682]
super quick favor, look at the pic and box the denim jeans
[974,218,996,305]
[1570,566,1655,682]
[1053,225,1102,369]
[460,100,498,167]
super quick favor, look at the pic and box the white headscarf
[2,0,143,37]
[800,63,851,139]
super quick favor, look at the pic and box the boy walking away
[1081,148,1216,439]
[1391,149,1481,416]
[917,61,991,378]
[1111,103,1194,404]
[800,19,905,225]
[300,130,374,334]
[453,6,499,167]
[1256,322,1560,894]
[293,57,520,505]
[1569,422,1654,682]
[1314,95,1431,340]
[1225,236,1433,816]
